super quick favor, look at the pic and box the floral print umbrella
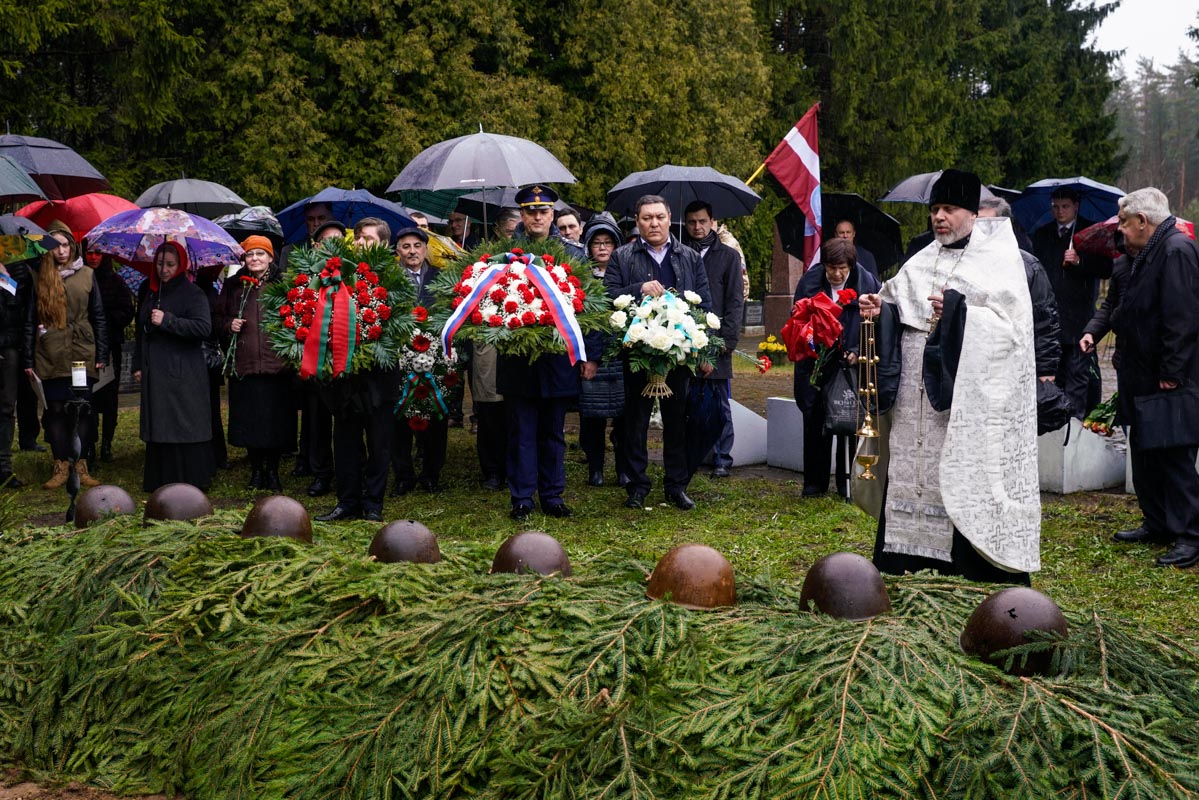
[83,206,244,276]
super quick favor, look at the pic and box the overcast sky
[1091,1,1197,73]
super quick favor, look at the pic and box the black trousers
[298,384,334,479]
[332,410,391,514]
[392,417,448,485]
[475,400,507,481]
[580,415,627,476]
[623,365,690,496]
[1130,432,1199,546]
[0,347,18,473]
[800,395,849,497]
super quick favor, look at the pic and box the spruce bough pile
[0,514,1197,799]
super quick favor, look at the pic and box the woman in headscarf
[132,241,215,491]
[216,236,294,491]
[22,221,108,489]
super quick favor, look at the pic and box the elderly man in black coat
[605,194,713,511]
[683,200,745,478]
[1107,188,1199,569]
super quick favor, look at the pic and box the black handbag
[823,364,859,436]
[1133,387,1199,450]
[1036,379,1075,435]
[201,339,224,371]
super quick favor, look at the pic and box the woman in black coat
[132,241,215,492]
[793,238,881,497]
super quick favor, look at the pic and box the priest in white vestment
[859,170,1040,584]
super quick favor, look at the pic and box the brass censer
[855,315,880,479]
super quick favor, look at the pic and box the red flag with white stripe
[766,103,821,267]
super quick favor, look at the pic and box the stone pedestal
[766,396,805,472]
[764,221,807,335]
[1037,419,1126,494]
[729,400,768,466]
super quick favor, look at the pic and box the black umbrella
[878,170,997,204]
[388,129,576,194]
[605,165,760,220]
[819,193,903,272]
[0,134,110,201]
[0,213,49,236]
[135,178,250,219]
[212,206,285,250]
[0,154,47,204]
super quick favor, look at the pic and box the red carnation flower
[444,373,459,388]
[363,271,378,285]
[558,281,570,292]
[521,310,537,325]
[488,314,503,327]
[837,288,858,306]
[301,313,314,327]
[539,313,552,325]
[413,384,431,400]
[542,254,554,264]
[287,288,301,302]
[295,326,310,342]
[355,280,368,292]
[408,417,429,432]
[412,334,431,353]
[377,305,391,320]
[504,300,519,314]
[361,308,378,324]
[284,316,296,329]
[572,298,584,312]
[511,247,524,255]
[280,304,293,316]
[489,288,506,304]
[325,256,342,270]
[368,324,382,340]
[413,306,428,322]
[357,291,371,306]
[470,310,483,324]
[568,275,580,287]
[358,261,369,272]
[373,286,388,300]
[451,297,463,309]
[240,274,258,286]
[506,316,522,329]
[481,253,491,260]
[303,288,317,302]
[293,275,308,287]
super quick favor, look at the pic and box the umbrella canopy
[84,207,244,276]
[1011,176,1124,235]
[455,187,570,223]
[0,214,55,263]
[878,170,998,204]
[276,187,415,245]
[212,205,285,250]
[135,178,250,219]
[1073,215,1195,259]
[16,193,140,242]
[0,214,48,237]
[605,165,760,220]
[815,192,903,272]
[392,189,473,221]
[0,134,110,201]
[388,130,576,194]
[0,154,47,204]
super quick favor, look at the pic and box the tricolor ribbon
[299,268,358,380]
[440,260,507,354]
[522,260,587,366]
[393,371,450,419]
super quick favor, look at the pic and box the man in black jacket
[683,200,744,477]
[1031,187,1112,416]
[605,194,713,510]
[0,256,33,486]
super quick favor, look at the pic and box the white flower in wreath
[627,323,647,343]
[551,266,567,281]
[632,303,652,319]
[510,263,526,277]
[693,331,710,350]
[610,310,628,328]
[613,294,633,310]
[647,327,674,352]
[414,352,435,371]
[705,312,721,330]
[665,306,685,325]
[683,290,702,305]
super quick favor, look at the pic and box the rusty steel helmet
[960,587,1069,676]
[144,482,214,522]
[369,520,441,564]
[646,544,736,610]
[240,495,312,543]
[490,531,573,576]
[799,552,891,621]
[75,485,136,529]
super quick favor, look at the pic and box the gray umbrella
[387,129,576,194]
[136,178,250,219]
[0,155,47,204]
[605,165,760,220]
[0,214,49,236]
[0,134,110,201]
[878,170,997,204]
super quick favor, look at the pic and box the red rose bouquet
[261,239,416,380]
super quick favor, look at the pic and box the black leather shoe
[665,490,696,511]
[247,469,264,490]
[362,509,384,522]
[1114,526,1170,545]
[315,505,359,522]
[588,470,604,487]
[511,504,533,522]
[391,480,415,497]
[625,492,647,509]
[543,503,574,518]
[616,472,631,488]
[307,477,333,497]
[291,463,313,478]
[711,466,731,478]
[263,470,283,492]
[1155,543,1199,568]
[801,485,827,497]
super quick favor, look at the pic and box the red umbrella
[16,193,139,242]
[1074,215,1195,259]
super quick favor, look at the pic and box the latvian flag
[766,103,821,268]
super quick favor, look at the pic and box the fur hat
[929,170,982,214]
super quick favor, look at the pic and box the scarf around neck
[687,230,718,254]
[1129,216,1177,277]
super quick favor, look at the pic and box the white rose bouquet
[607,290,724,397]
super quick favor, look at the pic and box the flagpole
[744,162,767,186]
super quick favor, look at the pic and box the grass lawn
[6,350,1197,649]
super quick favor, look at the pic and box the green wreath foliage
[425,238,613,363]
[0,515,1197,799]
[260,238,417,379]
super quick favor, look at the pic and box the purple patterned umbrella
[84,207,244,276]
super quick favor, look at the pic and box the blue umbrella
[276,187,415,244]
[1012,177,1124,234]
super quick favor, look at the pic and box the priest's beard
[934,219,975,246]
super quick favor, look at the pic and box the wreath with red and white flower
[394,328,465,431]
